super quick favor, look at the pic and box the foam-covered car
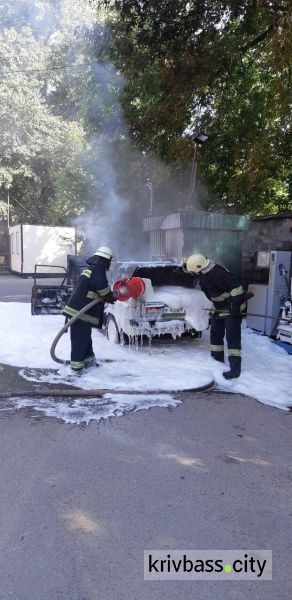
[104,262,212,344]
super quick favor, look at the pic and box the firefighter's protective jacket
[63,256,111,326]
[198,263,246,317]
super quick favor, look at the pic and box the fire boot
[70,360,85,374]
[223,355,241,380]
[73,369,84,377]
[84,355,97,368]
[211,350,225,364]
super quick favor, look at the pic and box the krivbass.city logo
[144,550,272,580]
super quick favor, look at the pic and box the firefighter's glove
[103,291,116,304]
[246,290,254,300]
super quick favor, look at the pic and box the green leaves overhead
[0,9,88,224]
[0,0,291,226]
[101,0,291,214]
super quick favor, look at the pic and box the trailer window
[16,231,19,254]
[10,233,14,254]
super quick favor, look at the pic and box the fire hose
[204,291,278,319]
[50,277,147,365]
[204,295,284,321]
[205,310,281,319]
[205,309,282,337]
[50,297,104,365]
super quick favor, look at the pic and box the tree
[99,0,292,214]
[0,27,86,223]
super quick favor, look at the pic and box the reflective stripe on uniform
[64,306,78,318]
[86,291,99,300]
[78,313,99,325]
[228,349,242,356]
[63,305,99,326]
[211,292,231,301]
[81,269,92,278]
[87,288,109,299]
[211,344,224,352]
[212,307,245,317]
[230,285,244,297]
[97,286,111,297]
[70,360,85,369]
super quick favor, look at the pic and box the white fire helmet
[186,253,210,274]
[94,246,114,260]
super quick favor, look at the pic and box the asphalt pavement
[0,384,291,600]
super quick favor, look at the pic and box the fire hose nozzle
[113,277,146,302]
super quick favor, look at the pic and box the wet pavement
[0,362,83,396]
[0,362,291,599]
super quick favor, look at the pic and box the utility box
[9,224,76,276]
[246,284,269,333]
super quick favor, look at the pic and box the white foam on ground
[0,303,291,411]
[4,393,179,425]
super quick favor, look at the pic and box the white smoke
[76,135,130,254]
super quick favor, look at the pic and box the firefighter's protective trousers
[70,320,95,371]
[210,315,242,373]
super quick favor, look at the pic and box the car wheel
[183,329,201,339]
[120,330,129,346]
[106,314,120,344]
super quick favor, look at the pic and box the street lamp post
[145,180,153,216]
[7,191,10,227]
[188,132,208,206]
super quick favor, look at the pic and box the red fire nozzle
[113,277,146,302]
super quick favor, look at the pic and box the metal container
[144,211,250,276]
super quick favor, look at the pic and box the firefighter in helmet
[63,246,116,373]
[185,253,247,379]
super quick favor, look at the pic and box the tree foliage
[0,1,95,224]
[100,0,292,214]
[0,0,291,227]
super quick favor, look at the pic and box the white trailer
[9,224,76,276]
